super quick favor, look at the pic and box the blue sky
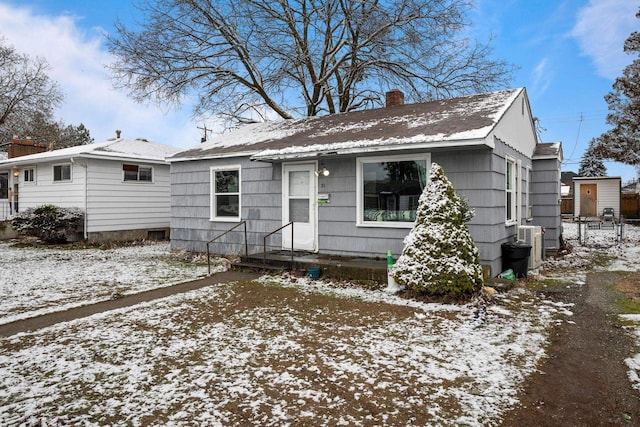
[0,0,637,182]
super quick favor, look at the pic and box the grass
[0,278,569,426]
[612,272,640,315]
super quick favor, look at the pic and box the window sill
[357,221,414,229]
[210,217,241,223]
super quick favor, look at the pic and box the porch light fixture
[12,169,19,178]
[315,164,330,177]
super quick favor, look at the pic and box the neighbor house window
[505,157,518,225]
[210,166,241,221]
[53,164,71,182]
[357,154,430,227]
[23,167,36,183]
[123,164,153,182]
[0,172,8,199]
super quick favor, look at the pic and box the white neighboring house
[0,137,179,241]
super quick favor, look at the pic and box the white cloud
[0,3,204,149]
[570,0,637,80]
[531,57,552,95]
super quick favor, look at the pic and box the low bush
[11,205,84,243]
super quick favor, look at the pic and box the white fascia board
[168,150,258,163]
[251,138,490,161]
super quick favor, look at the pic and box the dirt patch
[614,272,640,302]
[501,272,640,426]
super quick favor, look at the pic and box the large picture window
[211,166,241,221]
[357,155,430,227]
[53,164,71,182]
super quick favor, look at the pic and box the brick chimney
[7,138,48,159]
[386,89,404,107]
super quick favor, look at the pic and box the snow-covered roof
[170,88,523,162]
[0,138,179,166]
[533,142,563,161]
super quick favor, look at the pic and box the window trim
[23,167,36,184]
[356,153,431,228]
[210,165,241,222]
[122,163,154,183]
[525,165,532,220]
[53,163,72,182]
[505,156,520,226]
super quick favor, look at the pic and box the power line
[567,112,584,161]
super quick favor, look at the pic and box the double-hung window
[357,154,430,227]
[53,164,71,182]
[23,167,36,183]
[505,157,518,225]
[123,164,153,182]
[211,166,241,221]
[525,166,532,220]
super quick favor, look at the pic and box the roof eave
[251,138,491,162]
[0,152,171,167]
[168,150,259,163]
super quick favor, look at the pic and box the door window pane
[289,198,310,223]
[289,171,309,197]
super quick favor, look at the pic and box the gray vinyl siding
[531,157,562,250]
[170,158,282,254]
[170,147,521,276]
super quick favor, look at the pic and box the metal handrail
[206,221,248,275]
[263,221,293,270]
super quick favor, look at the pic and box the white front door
[282,163,317,251]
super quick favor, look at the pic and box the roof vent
[116,129,122,139]
[386,89,404,107]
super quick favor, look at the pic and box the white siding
[17,161,85,209]
[573,177,621,217]
[16,157,171,233]
[489,90,537,156]
[85,158,171,232]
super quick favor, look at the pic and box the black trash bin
[501,241,532,278]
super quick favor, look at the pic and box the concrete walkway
[0,270,260,337]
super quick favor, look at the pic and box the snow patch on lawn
[0,277,570,426]
[0,242,211,325]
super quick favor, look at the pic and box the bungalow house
[0,135,179,241]
[168,88,562,276]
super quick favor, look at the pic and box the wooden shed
[573,176,621,219]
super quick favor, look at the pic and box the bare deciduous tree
[107,0,513,122]
[0,38,63,142]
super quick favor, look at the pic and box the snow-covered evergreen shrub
[11,205,84,243]
[391,163,483,299]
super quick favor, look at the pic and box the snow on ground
[0,241,212,325]
[0,221,639,425]
[1,275,570,426]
